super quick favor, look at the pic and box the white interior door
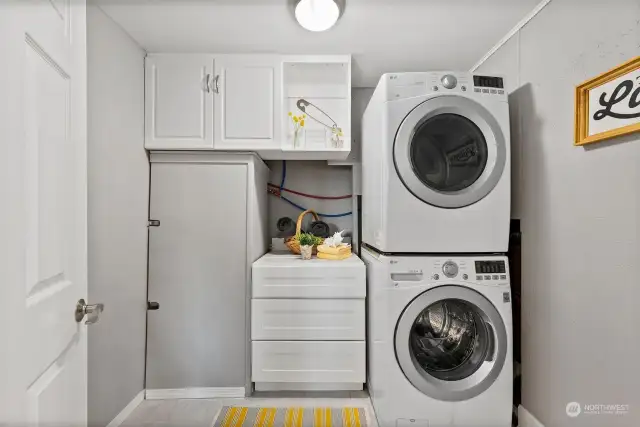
[0,1,89,425]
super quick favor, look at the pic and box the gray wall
[266,88,374,240]
[476,0,640,426]
[87,6,148,426]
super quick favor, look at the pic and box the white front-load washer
[362,248,513,427]
[362,72,511,253]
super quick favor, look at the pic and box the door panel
[215,55,280,149]
[395,286,507,402]
[394,96,507,208]
[1,0,88,424]
[146,163,248,389]
[223,66,274,139]
[145,55,215,149]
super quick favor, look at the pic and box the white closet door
[145,55,215,149]
[146,162,248,390]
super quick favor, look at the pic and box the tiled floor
[121,391,378,427]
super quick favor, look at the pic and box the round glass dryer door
[395,286,508,402]
[394,96,507,208]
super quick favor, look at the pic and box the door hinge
[148,219,160,227]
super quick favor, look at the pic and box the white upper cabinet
[214,55,280,150]
[144,54,351,160]
[145,55,215,149]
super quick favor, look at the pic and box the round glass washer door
[393,96,507,208]
[395,286,508,402]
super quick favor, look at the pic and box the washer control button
[484,275,491,280]
[433,273,440,280]
[441,74,458,89]
[442,261,459,278]
[500,274,507,280]
[462,274,468,280]
[477,275,483,281]
[432,85,439,91]
[492,274,499,280]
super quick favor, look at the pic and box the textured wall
[87,6,148,426]
[476,0,640,426]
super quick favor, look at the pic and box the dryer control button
[442,261,459,278]
[441,74,458,89]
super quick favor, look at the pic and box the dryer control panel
[382,72,507,101]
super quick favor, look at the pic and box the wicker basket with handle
[285,209,325,255]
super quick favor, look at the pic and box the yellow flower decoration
[293,116,299,123]
[288,112,292,116]
[300,119,305,127]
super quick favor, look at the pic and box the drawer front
[252,299,365,340]
[252,341,365,384]
[252,268,366,298]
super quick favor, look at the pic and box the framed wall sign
[575,56,640,146]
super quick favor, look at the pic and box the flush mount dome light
[294,0,344,32]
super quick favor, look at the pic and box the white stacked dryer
[362,72,511,254]
[361,72,513,426]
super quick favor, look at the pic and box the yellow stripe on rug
[214,407,366,427]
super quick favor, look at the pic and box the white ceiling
[96,0,540,87]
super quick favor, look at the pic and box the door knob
[75,299,104,325]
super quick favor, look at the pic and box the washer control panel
[388,256,509,287]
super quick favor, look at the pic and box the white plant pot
[300,245,313,260]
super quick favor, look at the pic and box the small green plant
[297,233,322,247]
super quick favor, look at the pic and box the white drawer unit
[252,341,365,384]
[252,299,365,341]
[251,252,366,391]
[252,253,365,298]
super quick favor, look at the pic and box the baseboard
[106,390,145,427]
[254,382,364,392]
[518,405,545,427]
[145,387,246,400]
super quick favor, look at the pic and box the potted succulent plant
[297,233,321,260]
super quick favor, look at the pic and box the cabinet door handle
[205,74,212,93]
[213,74,220,94]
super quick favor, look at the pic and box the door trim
[393,95,507,208]
[394,285,508,402]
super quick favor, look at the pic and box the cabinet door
[146,162,248,389]
[214,55,281,149]
[145,55,214,149]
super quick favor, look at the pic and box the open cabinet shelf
[282,57,351,159]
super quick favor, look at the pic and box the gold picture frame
[574,56,640,146]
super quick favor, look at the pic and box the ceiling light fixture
[294,0,344,32]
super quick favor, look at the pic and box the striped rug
[213,407,367,427]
